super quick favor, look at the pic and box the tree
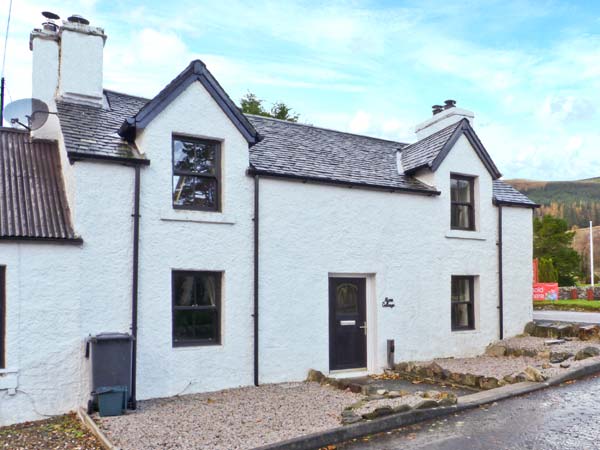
[239,92,299,122]
[538,257,558,282]
[533,215,581,286]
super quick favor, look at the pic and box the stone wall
[558,286,600,300]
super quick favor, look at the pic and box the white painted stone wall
[501,206,534,337]
[134,81,255,399]
[257,134,531,383]
[0,160,135,426]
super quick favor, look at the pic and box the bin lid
[90,332,133,342]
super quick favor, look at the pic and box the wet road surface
[339,375,600,450]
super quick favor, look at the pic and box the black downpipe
[0,77,5,126]
[130,165,141,408]
[498,205,504,340]
[253,175,260,386]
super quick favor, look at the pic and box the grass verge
[534,300,600,311]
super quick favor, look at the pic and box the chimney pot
[67,15,90,25]
[444,99,456,109]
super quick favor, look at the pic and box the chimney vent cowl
[432,105,444,115]
[67,14,90,25]
[444,99,456,109]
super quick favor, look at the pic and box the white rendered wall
[0,243,82,425]
[134,81,254,399]
[501,206,533,337]
[258,134,509,383]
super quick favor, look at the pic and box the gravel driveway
[98,382,361,450]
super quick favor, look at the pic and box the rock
[538,350,550,359]
[461,373,482,387]
[306,369,326,383]
[415,399,439,410]
[578,325,599,341]
[366,394,386,401]
[428,362,444,377]
[479,377,500,390]
[438,397,457,407]
[522,349,538,357]
[342,408,357,417]
[387,390,402,398]
[348,383,363,394]
[524,322,537,335]
[549,351,573,364]
[362,406,394,420]
[544,339,566,346]
[524,366,545,382]
[423,390,440,399]
[574,346,600,361]
[393,404,412,413]
[342,414,363,425]
[542,363,551,369]
[441,369,452,380]
[485,344,507,357]
[560,362,571,369]
[376,389,388,395]
[450,372,463,384]
[503,374,516,384]
[394,362,409,372]
[515,372,529,383]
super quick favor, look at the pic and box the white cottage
[0,16,536,425]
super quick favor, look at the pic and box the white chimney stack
[414,100,474,140]
[30,14,106,109]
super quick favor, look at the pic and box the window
[0,267,5,368]
[172,136,221,211]
[172,271,221,346]
[451,276,475,331]
[450,175,475,230]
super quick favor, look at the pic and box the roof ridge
[401,119,464,150]
[245,114,408,147]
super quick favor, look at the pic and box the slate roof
[493,179,539,207]
[247,115,437,193]
[56,90,149,163]
[55,87,534,206]
[401,120,462,172]
[0,128,79,241]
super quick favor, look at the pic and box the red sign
[533,283,559,301]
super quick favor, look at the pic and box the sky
[1,0,600,181]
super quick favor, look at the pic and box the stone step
[528,321,600,340]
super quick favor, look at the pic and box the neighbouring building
[0,15,537,425]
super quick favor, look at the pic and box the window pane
[451,204,471,229]
[173,310,217,342]
[173,176,218,209]
[173,272,219,307]
[451,278,471,302]
[336,283,358,314]
[451,178,471,202]
[173,139,217,175]
[452,303,470,328]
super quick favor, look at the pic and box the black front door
[329,277,367,370]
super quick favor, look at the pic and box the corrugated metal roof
[0,128,79,241]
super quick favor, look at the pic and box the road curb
[255,361,600,450]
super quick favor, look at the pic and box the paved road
[339,375,600,450]
[533,310,600,324]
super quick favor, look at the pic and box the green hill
[505,178,600,228]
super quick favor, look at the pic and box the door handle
[359,322,367,336]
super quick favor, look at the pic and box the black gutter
[253,174,260,386]
[247,169,440,196]
[0,236,83,245]
[130,165,141,409]
[497,205,504,340]
[493,199,540,209]
[68,151,151,167]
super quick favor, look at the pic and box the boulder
[393,404,412,413]
[549,351,573,364]
[560,362,571,369]
[574,346,600,361]
[428,362,444,377]
[515,372,529,383]
[524,322,537,335]
[503,374,516,384]
[423,390,441,399]
[485,344,507,357]
[461,373,482,387]
[524,366,545,382]
[376,389,388,395]
[415,399,439,409]
[362,406,394,420]
[578,325,599,341]
[306,369,326,383]
[479,377,500,390]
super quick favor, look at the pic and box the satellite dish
[42,11,60,20]
[3,98,50,131]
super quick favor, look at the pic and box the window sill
[172,343,222,350]
[161,209,236,225]
[445,230,486,241]
[451,329,479,334]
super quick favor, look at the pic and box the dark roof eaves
[248,168,441,196]
[119,60,261,146]
[493,198,540,209]
[0,235,84,245]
